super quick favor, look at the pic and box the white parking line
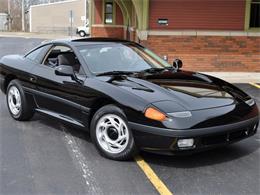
[61,125,102,194]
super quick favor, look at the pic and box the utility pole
[88,0,92,36]
[22,0,25,31]
[7,0,11,31]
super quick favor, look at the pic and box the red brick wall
[91,26,124,39]
[92,1,126,39]
[141,35,260,72]
[149,0,245,30]
[116,3,124,25]
[94,1,124,25]
[94,0,103,24]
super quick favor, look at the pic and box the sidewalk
[0,31,77,40]
[202,72,260,83]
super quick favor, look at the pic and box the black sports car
[0,38,259,160]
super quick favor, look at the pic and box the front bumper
[129,116,259,154]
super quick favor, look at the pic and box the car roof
[45,37,133,46]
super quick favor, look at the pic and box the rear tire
[90,105,137,160]
[6,80,34,121]
[79,31,86,37]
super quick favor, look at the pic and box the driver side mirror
[55,65,84,84]
[173,59,183,70]
[55,65,74,77]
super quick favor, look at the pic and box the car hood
[97,70,250,111]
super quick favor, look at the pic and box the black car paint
[0,38,259,154]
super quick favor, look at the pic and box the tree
[0,0,8,13]
[9,0,22,31]
[1,0,68,31]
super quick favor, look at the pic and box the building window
[250,0,260,28]
[104,2,113,24]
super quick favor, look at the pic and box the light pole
[7,0,11,31]
[22,0,25,31]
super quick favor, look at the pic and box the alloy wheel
[96,114,129,154]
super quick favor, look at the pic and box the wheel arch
[3,74,17,94]
[88,97,129,128]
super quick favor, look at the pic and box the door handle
[30,76,37,82]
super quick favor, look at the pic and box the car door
[30,44,90,127]
[21,44,53,90]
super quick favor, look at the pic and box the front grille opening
[202,134,227,145]
[229,130,247,141]
[201,124,257,146]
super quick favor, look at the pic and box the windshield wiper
[96,71,136,76]
[96,67,167,76]
[140,67,166,73]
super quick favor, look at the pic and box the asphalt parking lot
[0,37,259,195]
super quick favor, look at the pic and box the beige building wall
[30,0,86,34]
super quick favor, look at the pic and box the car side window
[25,45,51,64]
[43,45,86,76]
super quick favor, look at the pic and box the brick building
[90,0,260,72]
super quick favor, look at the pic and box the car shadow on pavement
[141,136,260,168]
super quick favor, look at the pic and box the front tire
[6,80,34,121]
[90,105,137,160]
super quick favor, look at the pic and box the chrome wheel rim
[8,86,21,116]
[96,114,129,154]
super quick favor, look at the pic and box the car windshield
[77,43,171,74]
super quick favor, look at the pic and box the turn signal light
[145,107,166,121]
